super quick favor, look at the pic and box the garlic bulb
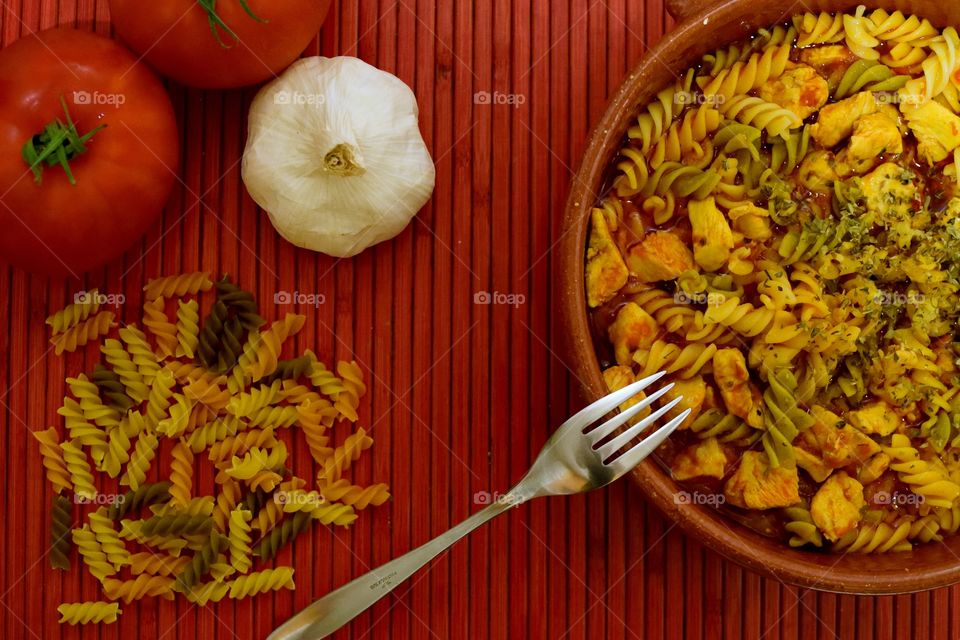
[242,56,436,257]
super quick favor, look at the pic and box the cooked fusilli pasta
[586,6,960,553]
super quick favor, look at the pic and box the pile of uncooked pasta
[37,272,390,625]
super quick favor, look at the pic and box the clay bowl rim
[555,0,960,594]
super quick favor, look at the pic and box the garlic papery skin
[242,56,436,258]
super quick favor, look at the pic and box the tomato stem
[196,0,268,48]
[21,97,106,186]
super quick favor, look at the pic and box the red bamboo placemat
[2,1,959,638]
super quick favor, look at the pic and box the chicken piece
[797,150,843,193]
[800,406,881,468]
[723,451,800,510]
[662,376,707,425]
[672,437,729,481]
[831,422,882,466]
[842,111,903,174]
[712,348,764,428]
[607,302,659,365]
[759,64,829,121]
[878,103,907,135]
[701,382,720,411]
[625,231,695,282]
[858,452,891,485]
[585,209,629,308]
[794,446,833,483]
[810,471,865,542]
[798,45,857,91]
[860,162,917,226]
[727,203,772,240]
[904,100,960,164]
[602,365,650,422]
[810,91,877,147]
[687,197,734,272]
[846,402,901,437]
[946,197,960,221]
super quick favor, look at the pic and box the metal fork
[268,371,688,640]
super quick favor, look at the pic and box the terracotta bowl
[557,0,960,593]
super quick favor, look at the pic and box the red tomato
[0,28,179,278]
[108,0,332,89]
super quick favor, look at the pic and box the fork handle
[267,495,524,640]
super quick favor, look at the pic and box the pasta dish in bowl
[559,0,960,592]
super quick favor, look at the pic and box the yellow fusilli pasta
[226,567,295,598]
[317,428,374,487]
[57,601,121,625]
[583,5,960,554]
[33,427,72,494]
[319,480,391,510]
[143,297,178,358]
[334,360,366,422]
[61,440,96,501]
[143,271,213,301]
[168,440,194,509]
[51,310,115,355]
[118,325,161,388]
[36,273,390,622]
[101,574,176,603]
[243,313,306,382]
[72,525,115,581]
[227,508,253,574]
[47,290,101,334]
[175,299,200,359]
